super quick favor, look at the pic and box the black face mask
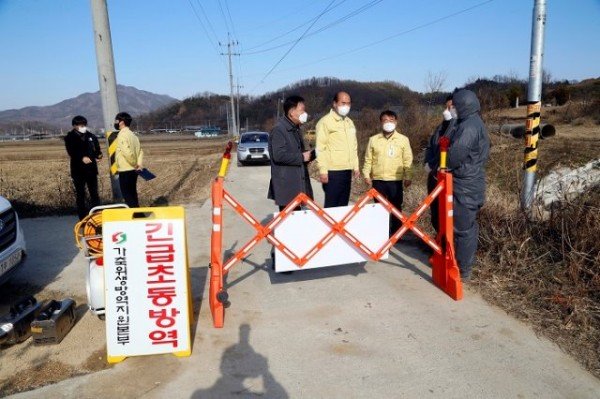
[114,123,120,130]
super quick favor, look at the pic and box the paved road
[8,156,600,399]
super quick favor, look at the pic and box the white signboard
[274,203,390,272]
[103,208,191,363]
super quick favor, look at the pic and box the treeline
[464,74,599,111]
[136,75,599,133]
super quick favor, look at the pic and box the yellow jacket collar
[379,131,401,140]
[329,108,344,121]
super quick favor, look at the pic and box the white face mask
[442,109,452,121]
[77,126,87,134]
[336,105,350,117]
[450,107,458,119]
[298,112,308,124]
[382,122,396,133]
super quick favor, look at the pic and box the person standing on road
[315,91,359,208]
[114,112,144,208]
[446,89,490,280]
[64,115,102,220]
[362,110,413,237]
[425,95,457,232]
[267,95,314,211]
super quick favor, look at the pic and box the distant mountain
[0,85,177,130]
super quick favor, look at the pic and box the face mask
[336,105,350,117]
[114,122,121,130]
[298,112,308,124]
[450,108,458,119]
[442,109,452,121]
[77,126,87,134]
[382,122,396,133]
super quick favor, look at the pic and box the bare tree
[425,71,447,109]
[542,69,553,86]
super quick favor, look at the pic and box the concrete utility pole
[236,79,243,134]
[221,34,239,137]
[90,0,121,200]
[522,0,547,210]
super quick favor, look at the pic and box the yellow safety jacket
[315,109,359,174]
[362,131,413,181]
[115,127,144,172]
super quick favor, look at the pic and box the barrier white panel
[274,203,389,272]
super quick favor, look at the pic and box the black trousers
[427,172,440,233]
[119,170,139,208]
[72,174,99,220]
[453,195,481,279]
[323,170,352,208]
[372,180,403,237]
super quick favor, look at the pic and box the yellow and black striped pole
[107,130,119,175]
[106,130,122,200]
[522,0,547,210]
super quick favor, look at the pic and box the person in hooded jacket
[446,89,490,280]
[425,95,457,232]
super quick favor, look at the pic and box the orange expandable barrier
[209,141,462,328]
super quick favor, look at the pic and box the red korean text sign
[102,207,192,363]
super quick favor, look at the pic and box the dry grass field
[0,135,229,217]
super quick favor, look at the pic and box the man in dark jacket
[267,95,314,211]
[64,115,103,219]
[425,95,456,232]
[446,89,490,280]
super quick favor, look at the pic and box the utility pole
[220,34,239,137]
[236,79,243,134]
[522,0,547,210]
[226,103,231,137]
[276,94,284,120]
[90,0,121,200]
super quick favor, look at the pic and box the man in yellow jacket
[315,91,359,208]
[362,110,413,237]
[114,112,144,207]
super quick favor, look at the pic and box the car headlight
[238,146,247,151]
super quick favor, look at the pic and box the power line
[187,0,220,54]
[223,0,238,41]
[242,0,349,52]
[215,0,232,34]
[235,0,323,34]
[258,0,338,84]
[195,0,222,44]
[247,0,495,85]
[242,0,384,55]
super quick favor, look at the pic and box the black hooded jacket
[447,89,490,207]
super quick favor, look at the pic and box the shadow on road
[191,324,288,399]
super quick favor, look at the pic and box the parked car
[236,131,270,166]
[0,196,26,285]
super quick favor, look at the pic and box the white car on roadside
[0,196,26,285]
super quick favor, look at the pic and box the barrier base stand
[209,271,225,328]
[430,244,463,301]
